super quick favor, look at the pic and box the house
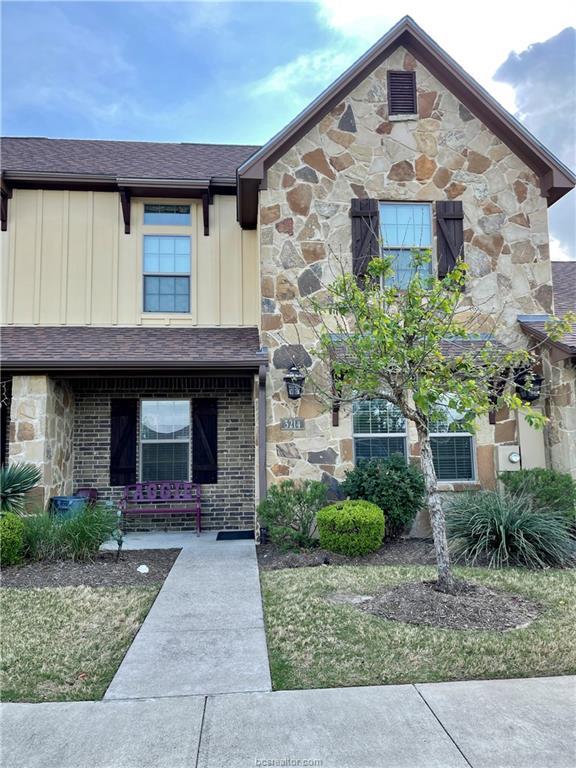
[1,17,575,531]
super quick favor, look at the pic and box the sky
[2,0,575,259]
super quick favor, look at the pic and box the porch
[2,326,268,531]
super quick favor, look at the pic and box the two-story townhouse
[1,17,575,533]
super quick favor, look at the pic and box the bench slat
[121,481,201,535]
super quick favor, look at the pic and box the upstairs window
[353,399,406,462]
[379,202,432,288]
[144,204,191,225]
[142,203,192,314]
[143,235,191,313]
[387,71,417,115]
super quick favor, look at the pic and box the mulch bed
[0,549,180,589]
[258,538,437,570]
[354,580,541,631]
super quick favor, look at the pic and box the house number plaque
[280,418,305,431]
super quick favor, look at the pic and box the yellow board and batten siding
[1,189,259,327]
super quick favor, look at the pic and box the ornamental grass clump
[22,503,118,562]
[447,491,575,569]
[317,500,385,557]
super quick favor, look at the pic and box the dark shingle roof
[0,326,266,370]
[552,261,576,318]
[0,137,260,180]
[520,261,576,353]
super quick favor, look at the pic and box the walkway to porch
[103,533,272,699]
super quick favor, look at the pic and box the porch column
[9,375,75,508]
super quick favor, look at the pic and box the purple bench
[121,481,201,535]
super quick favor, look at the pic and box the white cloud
[248,0,570,128]
[317,1,575,75]
[549,235,573,261]
[251,48,359,111]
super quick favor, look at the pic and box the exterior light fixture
[515,369,544,403]
[284,365,306,400]
[508,451,521,465]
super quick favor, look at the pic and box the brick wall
[71,375,256,530]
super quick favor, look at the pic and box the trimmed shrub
[22,503,118,561]
[0,463,42,514]
[341,454,425,538]
[0,512,25,566]
[317,500,385,557]
[500,468,576,520]
[447,490,575,569]
[258,479,327,550]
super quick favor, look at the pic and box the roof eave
[518,321,576,362]
[1,358,268,373]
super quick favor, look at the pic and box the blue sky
[2,1,575,258]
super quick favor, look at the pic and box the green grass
[261,565,576,690]
[1,586,159,702]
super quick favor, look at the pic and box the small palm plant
[0,463,42,515]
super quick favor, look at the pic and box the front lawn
[261,565,576,690]
[1,585,158,702]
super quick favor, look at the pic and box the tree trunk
[417,425,456,594]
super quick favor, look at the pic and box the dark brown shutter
[351,198,380,279]
[436,201,464,280]
[387,71,417,115]
[110,399,137,486]
[193,399,218,485]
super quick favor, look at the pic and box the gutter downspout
[258,363,267,502]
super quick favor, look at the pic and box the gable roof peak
[237,16,575,227]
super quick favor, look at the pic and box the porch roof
[519,262,576,361]
[0,326,268,372]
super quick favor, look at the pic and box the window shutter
[351,198,380,279]
[387,71,417,115]
[193,399,218,484]
[110,399,137,486]
[436,201,464,280]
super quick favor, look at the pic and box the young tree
[302,252,573,593]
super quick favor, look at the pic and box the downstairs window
[140,400,190,482]
[430,405,475,481]
[353,399,406,462]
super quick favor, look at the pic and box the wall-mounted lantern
[284,366,306,400]
[515,369,544,403]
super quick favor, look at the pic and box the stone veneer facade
[258,45,553,491]
[544,355,576,479]
[9,375,74,506]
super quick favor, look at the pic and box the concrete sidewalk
[3,535,574,766]
[2,677,574,768]
[104,533,272,699]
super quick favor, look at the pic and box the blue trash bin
[50,496,87,520]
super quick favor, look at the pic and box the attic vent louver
[387,71,417,115]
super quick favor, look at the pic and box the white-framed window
[142,203,192,314]
[379,202,432,287]
[140,400,191,482]
[353,399,407,462]
[430,404,475,481]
